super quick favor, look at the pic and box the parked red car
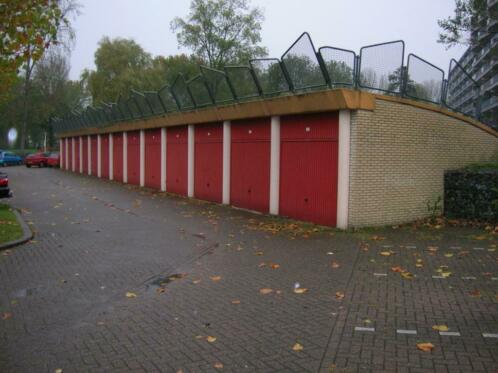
[0,172,10,198]
[25,152,50,168]
[47,152,60,167]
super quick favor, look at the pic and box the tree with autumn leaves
[0,0,79,151]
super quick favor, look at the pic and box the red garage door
[194,122,223,203]
[280,112,339,226]
[166,126,188,195]
[68,137,73,171]
[82,136,88,174]
[74,137,80,173]
[91,135,98,176]
[60,139,65,169]
[145,129,161,190]
[113,133,123,182]
[230,118,270,213]
[127,131,140,185]
[101,134,109,179]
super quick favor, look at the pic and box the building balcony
[482,73,498,93]
[488,0,498,9]
[488,16,498,32]
[481,96,498,113]
[475,61,497,82]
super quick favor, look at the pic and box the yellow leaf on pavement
[259,288,273,295]
[292,343,303,351]
[206,336,217,343]
[231,300,241,304]
[210,276,222,282]
[417,342,435,352]
[335,291,345,300]
[125,292,137,298]
[213,362,224,369]
[293,287,308,294]
[432,325,449,332]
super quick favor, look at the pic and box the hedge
[444,168,498,222]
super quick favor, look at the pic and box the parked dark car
[47,152,60,167]
[25,152,50,168]
[0,172,11,198]
[0,151,23,166]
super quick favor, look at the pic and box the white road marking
[355,327,375,332]
[440,331,461,336]
[482,333,498,338]
[373,273,388,277]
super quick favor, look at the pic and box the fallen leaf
[231,300,241,304]
[55,369,63,373]
[293,287,309,294]
[401,272,414,279]
[258,262,266,268]
[1,312,12,320]
[417,342,435,352]
[192,280,201,284]
[440,272,452,278]
[259,288,273,295]
[427,246,438,252]
[469,290,481,298]
[335,291,345,300]
[473,235,487,240]
[363,318,372,324]
[210,276,222,282]
[254,251,264,256]
[391,266,405,273]
[270,263,280,269]
[213,362,224,369]
[156,287,166,294]
[432,325,449,332]
[370,235,385,241]
[292,343,303,351]
[206,336,217,343]
[415,263,424,268]
[380,251,393,256]
[331,261,341,269]
[125,292,137,298]
[444,253,454,258]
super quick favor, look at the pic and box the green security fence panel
[318,46,356,87]
[52,32,488,134]
[281,32,327,91]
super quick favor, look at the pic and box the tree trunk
[20,57,33,154]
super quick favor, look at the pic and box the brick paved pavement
[0,166,496,372]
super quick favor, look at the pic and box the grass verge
[0,204,23,245]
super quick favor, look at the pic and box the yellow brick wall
[349,99,498,227]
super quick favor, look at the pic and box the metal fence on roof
[52,32,489,134]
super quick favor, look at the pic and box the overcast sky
[68,0,467,80]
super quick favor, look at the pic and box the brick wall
[349,98,498,227]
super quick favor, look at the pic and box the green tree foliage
[171,0,267,69]
[0,0,63,102]
[438,0,488,48]
[83,37,202,104]
[324,61,354,85]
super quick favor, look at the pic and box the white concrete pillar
[161,128,167,191]
[97,134,101,178]
[269,116,280,215]
[109,133,114,181]
[222,121,231,205]
[337,110,351,229]
[87,135,91,176]
[59,139,63,169]
[187,124,195,197]
[79,136,83,173]
[139,130,145,187]
[123,132,128,183]
[65,138,69,170]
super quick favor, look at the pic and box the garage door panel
[280,112,338,226]
[230,118,270,213]
[127,131,140,185]
[167,126,188,195]
[82,137,88,174]
[113,133,123,182]
[68,138,73,171]
[195,123,223,203]
[91,135,98,176]
[74,138,80,172]
[101,134,109,179]
[145,129,161,189]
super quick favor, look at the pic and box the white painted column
[71,138,75,171]
[161,128,167,191]
[87,135,91,176]
[269,116,280,215]
[79,136,83,173]
[337,110,351,229]
[97,134,101,178]
[109,133,114,180]
[187,124,195,197]
[65,138,69,170]
[222,121,231,205]
[123,132,128,183]
[139,130,145,187]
